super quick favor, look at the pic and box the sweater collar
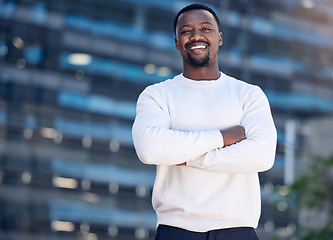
[175,72,226,87]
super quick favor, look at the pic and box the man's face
[175,9,222,68]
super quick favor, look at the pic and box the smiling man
[132,4,277,240]
[175,5,222,75]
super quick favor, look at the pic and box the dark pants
[155,224,259,240]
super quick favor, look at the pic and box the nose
[189,28,203,41]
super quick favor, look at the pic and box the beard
[187,53,210,68]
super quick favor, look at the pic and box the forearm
[220,125,245,147]
[176,125,245,166]
[133,124,223,165]
[186,127,277,173]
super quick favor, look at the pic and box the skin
[174,9,223,80]
[174,10,245,165]
[221,125,245,147]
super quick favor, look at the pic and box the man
[132,3,277,240]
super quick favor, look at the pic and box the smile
[189,45,207,50]
[186,41,210,52]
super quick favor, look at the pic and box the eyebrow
[179,21,214,30]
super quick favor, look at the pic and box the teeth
[190,45,206,50]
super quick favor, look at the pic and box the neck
[182,62,220,80]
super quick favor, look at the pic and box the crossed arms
[132,86,277,174]
[176,125,245,166]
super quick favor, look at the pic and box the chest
[166,86,244,131]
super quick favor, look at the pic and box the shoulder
[221,73,268,105]
[224,74,255,88]
[224,73,264,96]
[140,74,181,97]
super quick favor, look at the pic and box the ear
[174,37,179,50]
[219,32,223,46]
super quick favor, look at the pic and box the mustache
[185,41,210,48]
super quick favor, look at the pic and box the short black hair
[173,3,221,35]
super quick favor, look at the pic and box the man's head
[173,4,221,35]
[173,4,222,69]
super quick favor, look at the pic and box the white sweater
[132,72,277,232]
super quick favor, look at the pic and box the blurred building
[299,116,333,233]
[0,0,333,239]
[303,116,333,160]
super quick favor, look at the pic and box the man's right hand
[220,125,245,147]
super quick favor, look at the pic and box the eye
[202,27,212,31]
[181,29,191,34]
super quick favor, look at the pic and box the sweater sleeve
[132,86,223,166]
[186,86,277,174]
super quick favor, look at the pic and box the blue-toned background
[1,0,333,239]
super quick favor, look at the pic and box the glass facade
[0,0,332,239]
